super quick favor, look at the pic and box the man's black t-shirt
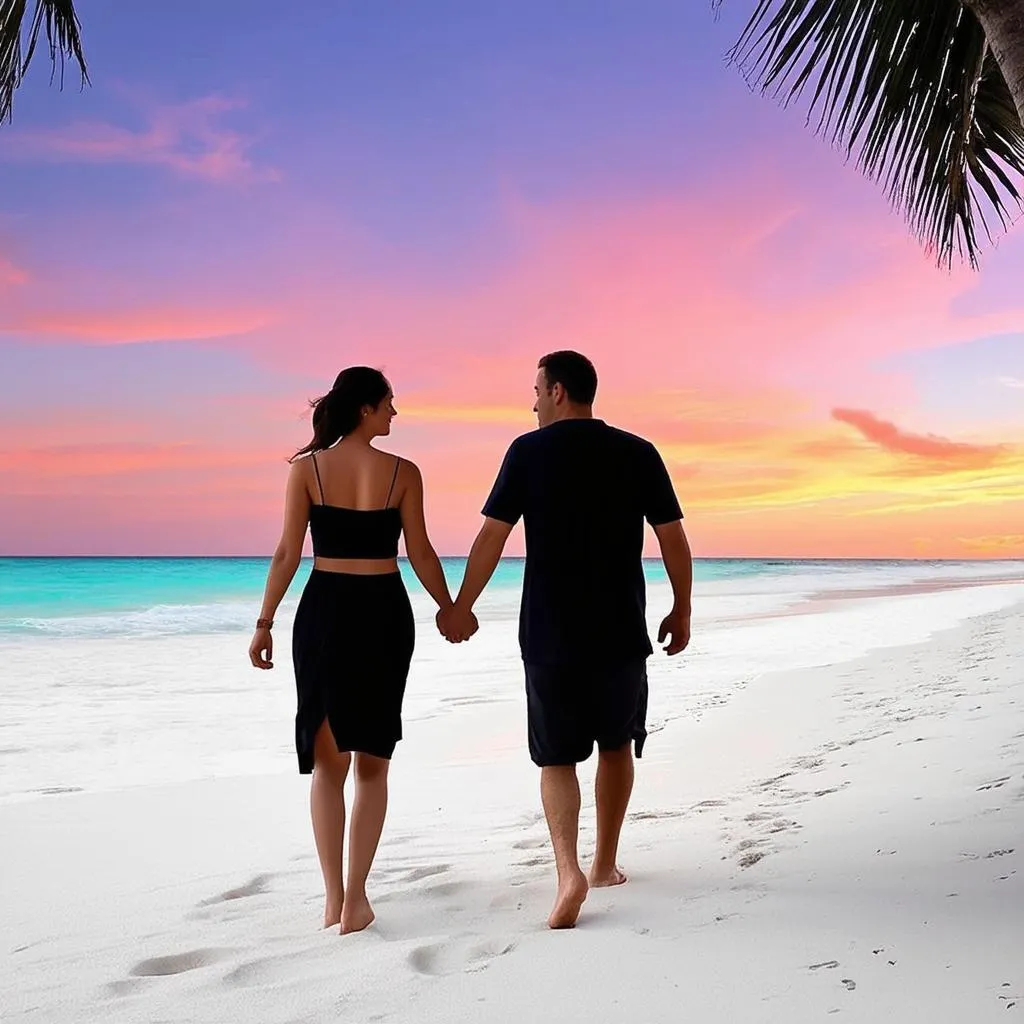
[482,419,683,665]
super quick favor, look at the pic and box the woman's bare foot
[340,893,375,934]
[547,870,589,929]
[324,895,343,930]
[588,864,627,888]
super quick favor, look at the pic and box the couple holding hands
[249,350,692,934]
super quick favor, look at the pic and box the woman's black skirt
[292,569,415,771]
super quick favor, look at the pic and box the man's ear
[551,381,566,405]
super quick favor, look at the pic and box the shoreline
[743,574,1024,622]
[2,571,1022,808]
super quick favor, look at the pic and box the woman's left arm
[399,460,454,612]
[249,460,311,669]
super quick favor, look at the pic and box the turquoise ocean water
[1,556,1015,638]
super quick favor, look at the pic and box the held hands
[437,603,478,644]
[657,607,691,656]
[249,627,274,669]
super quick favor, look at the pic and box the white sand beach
[2,571,1023,1023]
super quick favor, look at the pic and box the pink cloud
[0,96,279,184]
[0,442,277,477]
[1,303,276,344]
[832,408,1006,465]
[0,256,28,288]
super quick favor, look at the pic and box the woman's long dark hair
[292,367,391,460]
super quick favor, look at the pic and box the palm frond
[729,0,1024,268]
[1,0,88,125]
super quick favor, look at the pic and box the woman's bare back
[308,442,407,574]
[308,442,403,510]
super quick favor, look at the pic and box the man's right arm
[653,520,692,655]
[454,518,514,613]
[442,440,523,640]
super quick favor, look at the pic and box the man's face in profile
[533,368,556,427]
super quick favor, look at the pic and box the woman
[248,366,471,934]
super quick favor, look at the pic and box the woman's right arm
[398,460,455,613]
[249,460,311,669]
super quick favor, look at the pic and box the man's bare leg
[589,743,633,887]
[540,765,589,928]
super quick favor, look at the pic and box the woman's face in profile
[366,391,397,435]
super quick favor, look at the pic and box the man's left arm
[653,520,692,655]
[643,443,692,656]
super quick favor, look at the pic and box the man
[441,350,692,929]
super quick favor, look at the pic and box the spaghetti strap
[384,456,401,508]
[311,453,326,505]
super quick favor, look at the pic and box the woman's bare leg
[341,752,390,934]
[310,722,351,929]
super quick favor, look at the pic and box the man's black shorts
[523,658,649,767]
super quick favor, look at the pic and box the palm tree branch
[729,0,1024,268]
[1,0,88,124]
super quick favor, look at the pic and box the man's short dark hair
[538,350,598,405]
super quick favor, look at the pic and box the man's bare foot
[340,893,375,934]
[324,896,343,930]
[547,871,589,929]
[588,864,627,888]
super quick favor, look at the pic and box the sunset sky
[1,1,1022,558]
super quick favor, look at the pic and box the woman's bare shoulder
[381,450,419,474]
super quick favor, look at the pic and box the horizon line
[1,554,1022,563]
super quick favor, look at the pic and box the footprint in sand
[223,951,313,988]
[224,958,280,988]
[977,776,1010,791]
[813,784,850,798]
[516,855,551,868]
[489,889,525,911]
[402,863,452,883]
[105,979,146,999]
[511,811,546,829]
[129,948,226,977]
[407,938,517,976]
[421,880,466,900]
[197,873,273,907]
[759,771,795,789]
[629,809,687,822]
[511,837,548,850]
